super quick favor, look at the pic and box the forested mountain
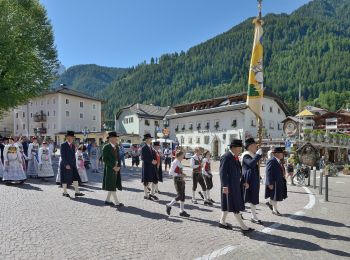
[58,0,350,118]
[53,64,128,94]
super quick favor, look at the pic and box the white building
[165,90,289,157]
[13,86,102,143]
[0,110,14,137]
[115,104,174,142]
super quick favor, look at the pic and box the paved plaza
[0,158,349,260]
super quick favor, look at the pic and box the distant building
[0,110,14,137]
[13,86,103,144]
[164,90,290,157]
[115,103,174,142]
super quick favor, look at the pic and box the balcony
[34,111,47,122]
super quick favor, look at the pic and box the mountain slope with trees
[58,0,350,118]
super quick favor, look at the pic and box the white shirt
[190,154,201,169]
[170,159,183,177]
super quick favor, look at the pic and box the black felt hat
[272,147,285,153]
[108,131,118,138]
[153,141,160,146]
[143,133,153,141]
[229,139,243,148]
[65,131,75,137]
[245,137,256,149]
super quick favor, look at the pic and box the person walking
[37,140,55,181]
[141,134,158,201]
[59,131,84,198]
[90,142,100,173]
[219,139,253,234]
[76,144,89,184]
[241,138,263,224]
[27,137,39,178]
[165,150,190,217]
[265,147,288,216]
[102,132,124,208]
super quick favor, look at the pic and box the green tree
[0,0,58,115]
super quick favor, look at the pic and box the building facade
[165,90,289,157]
[115,103,174,142]
[0,110,14,137]
[12,86,102,143]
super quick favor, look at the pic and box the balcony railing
[34,112,47,122]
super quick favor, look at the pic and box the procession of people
[0,130,290,234]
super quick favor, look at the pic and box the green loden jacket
[102,143,122,191]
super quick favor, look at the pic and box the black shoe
[219,223,233,230]
[192,199,198,204]
[179,211,190,217]
[62,193,71,198]
[266,202,273,211]
[240,227,254,234]
[251,218,264,225]
[105,201,115,206]
[198,191,204,199]
[166,205,172,215]
[116,203,124,208]
[150,195,159,201]
[144,196,152,200]
[272,211,282,216]
[75,192,85,197]
[204,200,213,206]
[147,187,151,191]
[209,199,215,203]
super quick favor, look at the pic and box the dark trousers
[192,172,206,191]
[203,174,213,190]
[174,177,185,202]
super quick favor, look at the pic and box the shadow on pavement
[71,197,105,207]
[119,205,183,223]
[250,231,350,258]
[156,199,213,212]
[9,182,43,191]
[284,214,350,228]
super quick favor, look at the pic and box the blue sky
[40,0,310,68]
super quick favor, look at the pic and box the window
[66,111,70,117]
[145,120,150,126]
[205,121,210,130]
[155,121,159,126]
[232,119,237,128]
[251,119,256,127]
[93,127,96,131]
[53,111,56,116]
[80,113,83,119]
[130,117,133,123]
[93,104,96,109]
[80,101,83,108]
[214,120,220,129]
[204,136,210,144]
[188,137,193,144]
[30,113,33,118]
[93,115,96,121]
[262,105,264,111]
[196,137,201,144]
[175,124,179,132]
[66,99,69,104]
[189,123,193,130]
[278,108,281,114]
[22,112,25,118]
[16,124,19,130]
[181,124,186,131]
[196,122,201,130]
[47,111,50,117]
[270,106,273,113]
[16,113,18,118]
[23,124,25,130]
[269,121,274,129]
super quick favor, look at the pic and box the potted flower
[343,165,350,175]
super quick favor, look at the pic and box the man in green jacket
[102,131,124,208]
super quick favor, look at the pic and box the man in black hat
[219,139,253,234]
[241,138,263,224]
[141,133,158,200]
[265,147,287,216]
[60,131,84,198]
[102,131,123,207]
[152,141,163,193]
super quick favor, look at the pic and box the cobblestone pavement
[0,158,348,260]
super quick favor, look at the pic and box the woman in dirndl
[38,141,55,181]
[76,144,88,183]
[27,137,39,178]
[3,137,26,184]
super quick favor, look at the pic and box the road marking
[193,245,237,260]
[303,186,316,210]
[195,185,317,259]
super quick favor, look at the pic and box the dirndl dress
[38,148,54,178]
[3,145,26,182]
[27,144,39,177]
[76,152,88,183]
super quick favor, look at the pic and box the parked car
[185,151,194,160]
[121,143,132,158]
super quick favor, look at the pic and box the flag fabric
[247,18,264,118]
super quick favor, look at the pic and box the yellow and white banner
[247,18,264,118]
